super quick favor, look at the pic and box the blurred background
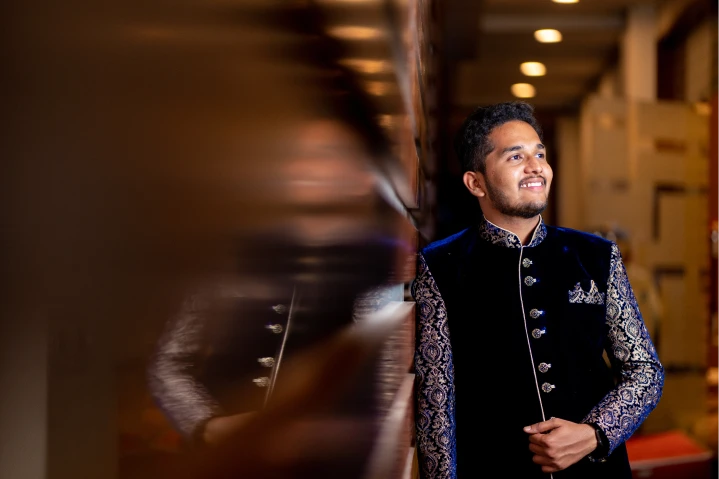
[0,0,716,478]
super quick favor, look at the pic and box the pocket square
[568,280,605,305]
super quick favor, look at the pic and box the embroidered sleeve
[146,291,224,442]
[411,254,457,479]
[583,244,665,454]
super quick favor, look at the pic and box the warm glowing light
[317,0,381,3]
[377,114,396,129]
[326,26,384,40]
[534,29,562,43]
[338,58,392,74]
[364,81,393,96]
[520,62,546,77]
[694,101,711,116]
[511,83,536,98]
[552,0,579,4]
[708,366,718,386]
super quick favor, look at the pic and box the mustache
[519,176,546,185]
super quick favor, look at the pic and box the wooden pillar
[707,92,717,393]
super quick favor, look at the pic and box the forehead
[489,120,540,148]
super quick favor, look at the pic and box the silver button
[532,328,546,339]
[538,362,552,373]
[266,324,284,334]
[530,308,544,319]
[258,357,275,368]
[253,377,270,388]
[524,276,537,286]
[272,304,288,314]
[522,258,533,268]
[541,382,556,393]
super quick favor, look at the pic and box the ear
[462,171,486,199]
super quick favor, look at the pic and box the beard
[484,178,547,219]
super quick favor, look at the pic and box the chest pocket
[563,279,608,353]
[568,279,605,305]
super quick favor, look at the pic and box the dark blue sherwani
[411,216,664,479]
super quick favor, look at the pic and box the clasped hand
[523,417,597,473]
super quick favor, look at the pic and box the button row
[252,304,290,389]
[523,256,554,393]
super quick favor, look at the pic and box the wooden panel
[375,302,416,413]
[396,302,416,374]
[402,447,419,479]
[398,113,420,209]
[393,216,419,285]
[365,373,415,479]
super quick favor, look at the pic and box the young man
[411,101,664,478]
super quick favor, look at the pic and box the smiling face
[464,120,552,222]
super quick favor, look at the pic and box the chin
[515,203,547,218]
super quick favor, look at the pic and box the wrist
[202,412,258,445]
[587,423,609,463]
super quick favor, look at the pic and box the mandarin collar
[478,215,547,248]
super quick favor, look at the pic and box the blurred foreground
[0,1,419,478]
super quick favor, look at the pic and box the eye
[510,154,522,160]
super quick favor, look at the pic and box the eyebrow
[500,143,545,154]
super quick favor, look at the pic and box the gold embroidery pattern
[147,292,224,440]
[582,244,664,454]
[568,280,606,304]
[411,254,457,479]
[478,217,547,248]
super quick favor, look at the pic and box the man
[411,101,664,478]
[145,115,407,478]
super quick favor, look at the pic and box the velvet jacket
[411,216,664,479]
[147,238,398,443]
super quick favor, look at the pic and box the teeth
[521,182,542,188]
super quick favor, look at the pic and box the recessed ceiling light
[326,26,384,40]
[364,81,393,96]
[534,29,562,43]
[338,58,392,74]
[377,114,395,129]
[552,0,579,4]
[520,62,547,77]
[511,83,536,98]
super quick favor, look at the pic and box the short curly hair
[454,101,543,174]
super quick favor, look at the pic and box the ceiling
[446,0,664,113]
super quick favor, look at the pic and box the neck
[483,213,541,245]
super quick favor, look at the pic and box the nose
[525,156,543,174]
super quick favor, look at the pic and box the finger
[526,433,547,446]
[530,453,552,467]
[523,417,557,434]
[528,443,546,455]
[531,454,560,473]
[542,465,560,474]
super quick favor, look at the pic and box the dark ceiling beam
[658,0,718,47]
[479,13,625,32]
[442,0,483,61]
